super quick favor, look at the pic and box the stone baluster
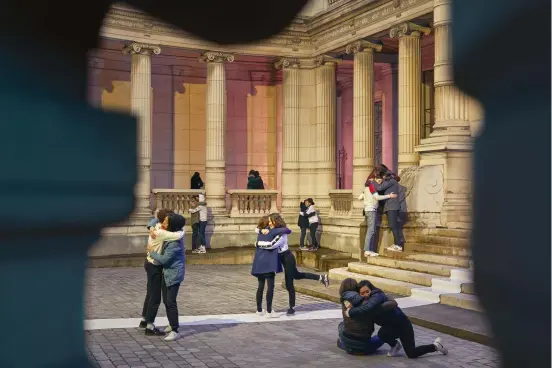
[314,55,340,212]
[390,22,431,173]
[123,42,161,221]
[346,41,382,212]
[200,52,234,216]
[275,58,301,213]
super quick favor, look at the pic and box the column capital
[390,22,431,39]
[200,51,234,63]
[122,42,161,56]
[345,40,382,55]
[274,57,301,69]
[314,54,341,67]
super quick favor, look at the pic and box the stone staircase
[329,228,480,311]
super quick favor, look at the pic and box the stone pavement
[86,265,499,367]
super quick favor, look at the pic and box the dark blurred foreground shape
[0,1,307,367]
[452,0,551,367]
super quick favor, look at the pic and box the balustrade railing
[329,190,353,217]
[227,189,279,217]
[152,189,203,214]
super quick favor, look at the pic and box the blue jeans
[364,211,377,252]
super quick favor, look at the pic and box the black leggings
[144,261,164,323]
[378,319,436,359]
[309,222,319,248]
[279,250,319,308]
[256,273,275,313]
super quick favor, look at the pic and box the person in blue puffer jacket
[147,213,186,342]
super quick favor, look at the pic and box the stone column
[314,55,340,212]
[123,42,161,221]
[200,52,234,216]
[390,22,431,173]
[275,58,301,213]
[417,0,474,229]
[346,41,382,211]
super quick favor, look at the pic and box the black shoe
[145,327,165,336]
[138,320,147,329]
[286,308,295,316]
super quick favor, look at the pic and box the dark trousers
[162,279,181,332]
[309,222,319,248]
[299,227,309,247]
[191,223,200,250]
[141,259,151,318]
[256,273,275,313]
[198,221,207,246]
[279,250,319,308]
[386,210,404,246]
[144,260,164,324]
[338,322,384,355]
[378,319,436,359]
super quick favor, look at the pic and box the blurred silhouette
[0,1,308,367]
[452,0,550,367]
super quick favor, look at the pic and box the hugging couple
[251,213,330,317]
[139,209,186,342]
[338,278,448,359]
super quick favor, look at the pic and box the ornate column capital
[345,40,382,55]
[274,57,301,69]
[200,51,234,63]
[390,22,431,39]
[122,42,161,56]
[314,54,341,67]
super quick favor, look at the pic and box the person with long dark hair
[304,198,320,251]
[147,213,187,341]
[298,200,310,250]
[190,172,204,189]
[345,280,448,358]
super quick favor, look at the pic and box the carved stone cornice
[122,42,161,55]
[274,58,301,70]
[389,22,431,39]
[345,40,383,55]
[199,52,234,63]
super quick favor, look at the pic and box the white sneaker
[434,337,448,355]
[164,331,181,341]
[387,245,402,252]
[162,325,172,333]
[198,246,207,254]
[370,251,379,257]
[191,249,200,254]
[387,340,402,357]
[255,310,265,316]
[266,311,280,318]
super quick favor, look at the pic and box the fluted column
[390,22,431,173]
[123,42,161,220]
[346,41,382,211]
[275,58,301,213]
[201,52,234,215]
[314,55,339,212]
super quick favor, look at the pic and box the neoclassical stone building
[90,0,483,261]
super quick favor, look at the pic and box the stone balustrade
[329,190,353,217]
[151,189,203,214]
[227,189,279,217]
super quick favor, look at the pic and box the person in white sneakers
[358,180,397,258]
[188,193,208,253]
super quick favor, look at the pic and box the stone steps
[441,293,481,311]
[329,267,419,296]
[407,243,471,257]
[365,256,456,277]
[348,262,442,287]
[426,228,471,239]
[412,235,469,247]
[381,248,471,268]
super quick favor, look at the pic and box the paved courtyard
[86,265,499,367]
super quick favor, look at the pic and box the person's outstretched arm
[153,228,184,242]
[346,292,388,319]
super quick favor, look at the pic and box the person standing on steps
[369,170,404,252]
[190,172,204,190]
[304,198,320,251]
[188,197,201,253]
[147,213,187,342]
[252,215,290,318]
[359,174,398,258]
[298,200,310,250]
[188,193,208,253]
[259,213,329,316]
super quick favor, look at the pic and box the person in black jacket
[297,200,310,250]
[345,280,448,359]
[247,170,265,189]
[190,172,204,190]
[369,170,404,252]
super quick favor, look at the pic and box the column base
[440,201,472,230]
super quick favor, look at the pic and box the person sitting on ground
[251,215,290,318]
[147,213,187,342]
[345,280,448,358]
